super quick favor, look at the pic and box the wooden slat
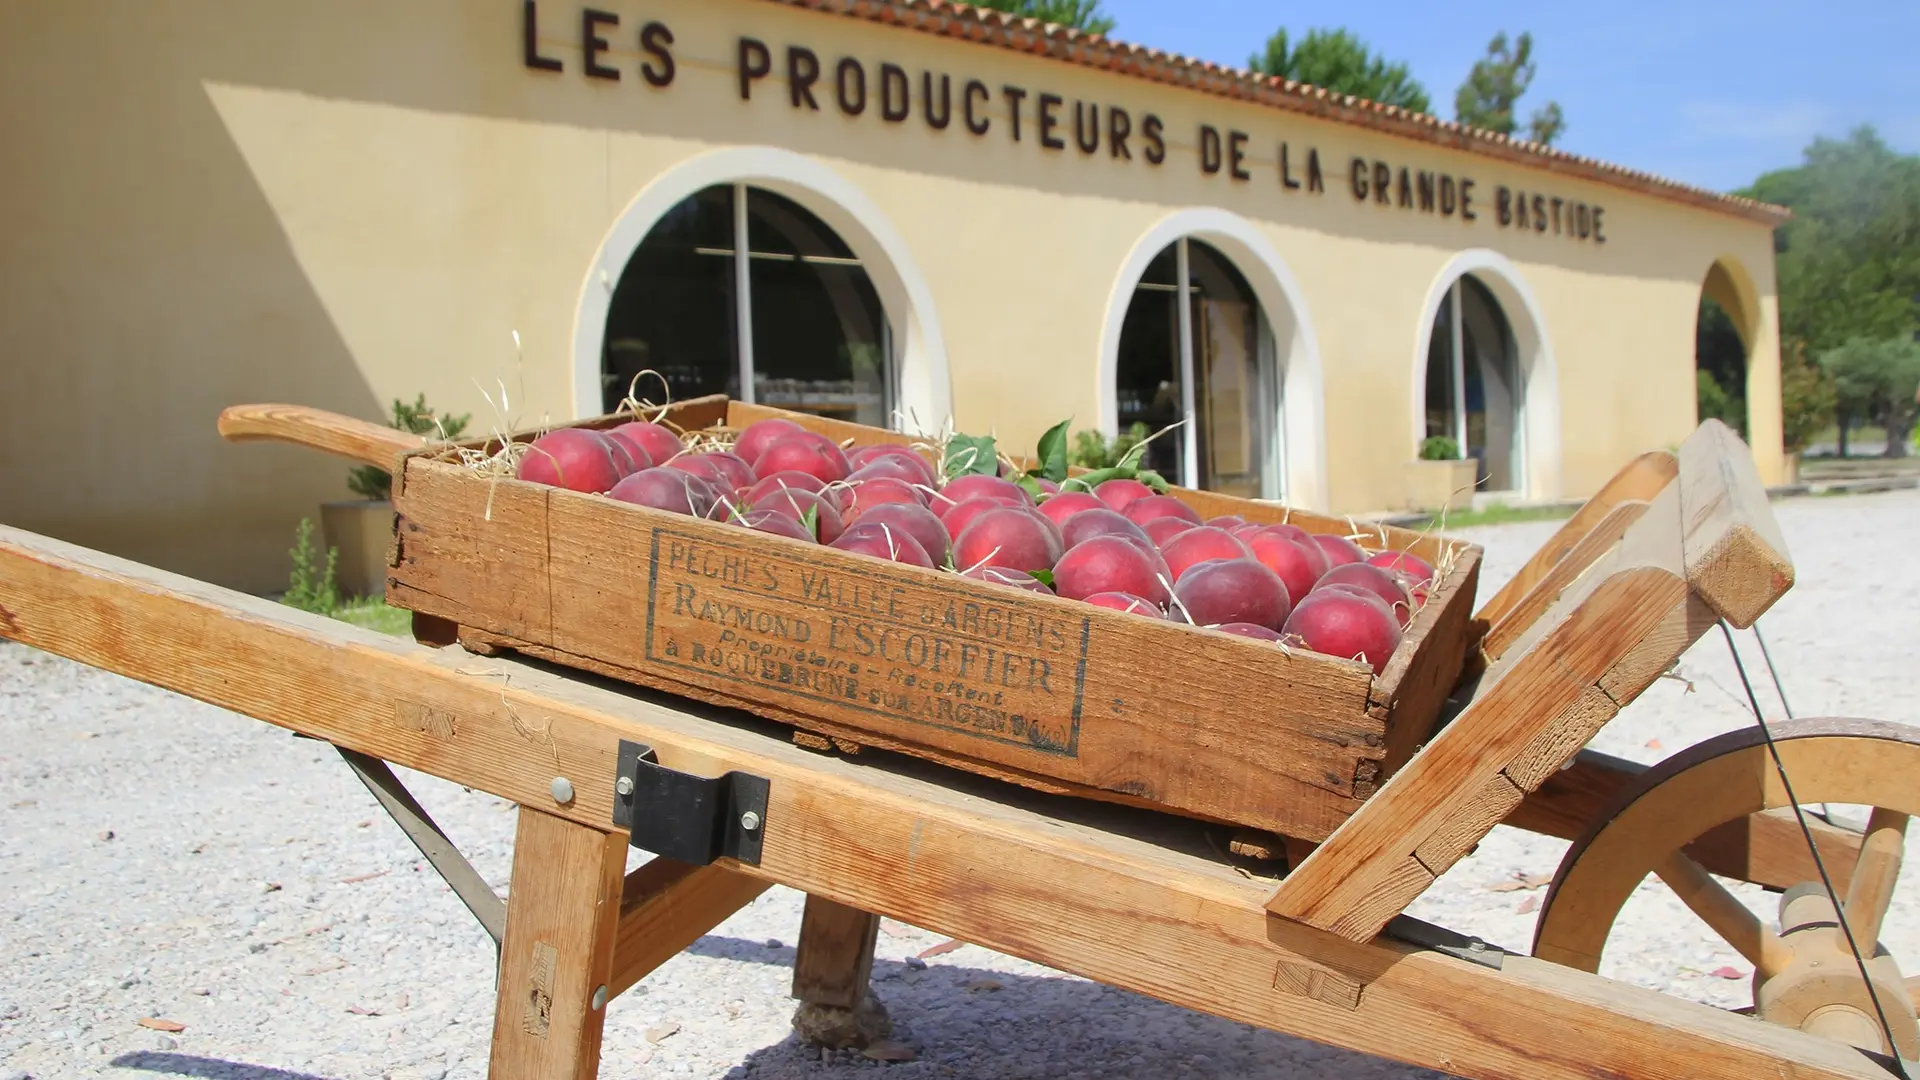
[0,526,1886,1080]
[489,808,627,1080]
[1675,419,1793,627]
[608,858,769,999]
[1476,450,1677,628]
[1267,484,1690,937]
[1371,553,1484,783]
[1505,751,1866,890]
[1480,499,1650,661]
[792,895,882,1009]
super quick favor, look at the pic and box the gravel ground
[3,488,1917,1080]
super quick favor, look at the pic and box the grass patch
[332,597,413,636]
[1403,502,1577,532]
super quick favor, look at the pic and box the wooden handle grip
[217,404,426,469]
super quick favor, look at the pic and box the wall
[0,0,1783,591]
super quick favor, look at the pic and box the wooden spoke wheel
[1534,717,1920,1061]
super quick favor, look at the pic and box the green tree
[1818,336,1920,457]
[1453,32,1565,145]
[1778,338,1836,455]
[1694,297,1747,436]
[1741,126,1920,357]
[967,0,1115,35]
[1248,28,1431,114]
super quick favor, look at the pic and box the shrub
[1418,435,1460,461]
[1068,422,1149,469]
[1695,369,1744,434]
[348,394,472,500]
[284,518,340,615]
[1778,337,1834,453]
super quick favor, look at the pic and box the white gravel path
[3,489,1917,1080]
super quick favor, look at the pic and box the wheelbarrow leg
[489,806,627,1080]
[790,894,891,1049]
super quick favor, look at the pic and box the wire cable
[1719,619,1909,1077]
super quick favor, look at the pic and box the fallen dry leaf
[1488,872,1553,893]
[1710,965,1745,980]
[137,1018,186,1033]
[346,1004,381,1016]
[862,1039,917,1062]
[878,918,915,938]
[1516,894,1540,915]
[915,938,964,960]
[646,1022,680,1044]
[1645,738,1664,751]
[340,870,389,885]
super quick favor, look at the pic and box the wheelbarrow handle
[216,403,427,469]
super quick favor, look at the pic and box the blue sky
[1098,1,1920,194]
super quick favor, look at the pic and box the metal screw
[615,776,635,797]
[1467,940,1487,953]
[740,810,761,832]
[591,984,608,1010]
[550,776,575,805]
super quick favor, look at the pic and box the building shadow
[108,1052,339,1080]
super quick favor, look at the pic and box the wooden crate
[383,397,1482,842]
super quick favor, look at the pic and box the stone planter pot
[320,499,394,599]
[1402,459,1478,515]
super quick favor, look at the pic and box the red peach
[752,433,851,484]
[1036,491,1105,527]
[1082,591,1163,618]
[1312,533,1369,568]
[733,418,807,468]
[1245,530,1327,608]
[961,564,1054,594]
[665,451,752,494]
[830,521,934,568]
[1059,508,1152,551]
[941,474,1032,509]
[607,467,718,517]
[517,428,623,494]
[750,488,845,543]
[732,509,816,543]
[1215,622,1283,642]
[1094,478,1155,512]
[1207,515,1249,529]
[1315,563,1413,624]
[854,503,951,567]
[1171,558,1292,630]
[846,443,938,487]
[953,506,1063,574]
[1052,534,1170,604]
[1368,550,1438,603]
[1122,495,1203,527]
[842,477,926,519]
[743,470,828,505]
[847,457,931,489]
[1282,588,1403,674]
[1142,517,1199,548]
[1161,526,1255,582]
[592,430,643,478]
[605,421,683,471]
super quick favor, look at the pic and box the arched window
[1424,273,1524,494]
[1114,237,1280,499]
[602,183,891,425]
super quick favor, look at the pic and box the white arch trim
[1408,249,1563,503]
[571,147,952,429]
[1096,208,1329,511]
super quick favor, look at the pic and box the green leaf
[1035,418,1071,482]
[800,505,820,539]
[1012,473,1048,500]
[1071,466,1124,490]
[943,433,1000,479]
[1135,469,1171,493]
[1028,568,1055,588]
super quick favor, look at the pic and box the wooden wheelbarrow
[1,417,1915,1079]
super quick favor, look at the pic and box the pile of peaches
[514,417,1438,674]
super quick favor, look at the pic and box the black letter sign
[523,1,562,72]
[737,38,771,100]
[639,22,675,86]
[582,9,618,80]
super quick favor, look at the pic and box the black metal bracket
[1384,915,1507,970]
[611,740,769,867]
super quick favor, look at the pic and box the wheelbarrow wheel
[1533,716,1920,1060]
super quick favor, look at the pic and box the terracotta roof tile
[760,0,1790,226]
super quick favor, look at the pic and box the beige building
[0,0,1788,593]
